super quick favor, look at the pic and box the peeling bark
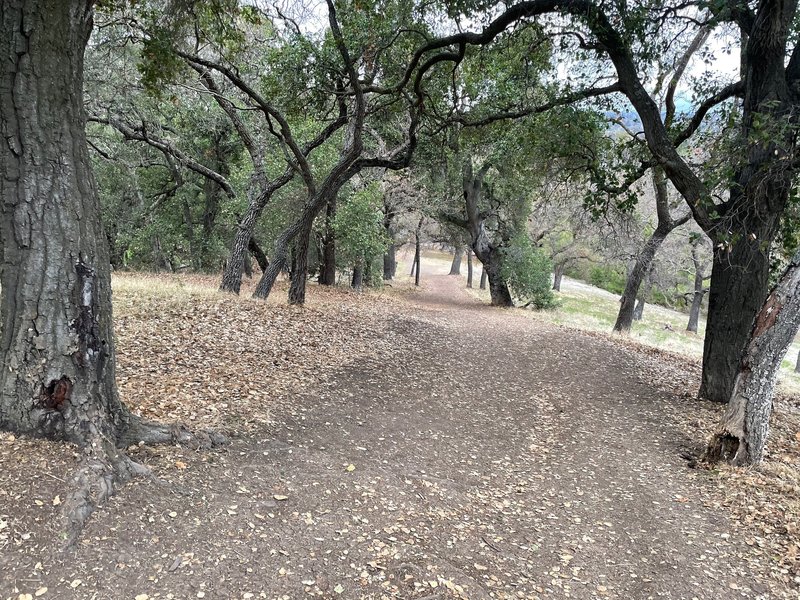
[703,249,800,465]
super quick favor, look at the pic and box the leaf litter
[0,271,799,599]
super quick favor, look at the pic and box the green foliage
[332,183,390,275]
[501,235,556,309]
[588,265,627,295]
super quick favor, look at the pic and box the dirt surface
[1,271,799,599]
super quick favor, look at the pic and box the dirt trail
[0,273,787,599]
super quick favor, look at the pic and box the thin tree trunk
[614,168,679,333]
[553,263,565,292]
[633,295,646,320]
[181,199,198,270]
[466,248,474,288]
[703,249,800,465]
[449,246,463,275]
[412,216,424,286]
[687,240,707,333]
[480,268,488,290]
[795,349,800,374]
[351,262,364,289]
[383,243,397,280]
[319,194,337,285]
[248,237,269,272]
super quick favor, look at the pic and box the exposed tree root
[61,420,227,550]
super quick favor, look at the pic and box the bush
[501,235,557,309]
[588,265,626,295]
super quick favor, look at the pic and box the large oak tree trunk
[0,0,222,545]
[0,0,125,446]
[704,249,800,465]
[700,226,778,401]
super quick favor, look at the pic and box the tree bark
[248,237,269,273]
[553,263,565,292]
[351,262,364,289]
[795,349,800,374]
[462,158,513,307]
[449,246,463,275]
[466,248,474,288]
[413,218,423,287]
[633,294,646,321]
[704,249,800,465]
[383,243,397,280]
[319,194,337,285]
[480,268,488,290]
[700,226,779,401]
[0,0,224,546]
[687,239,707,333]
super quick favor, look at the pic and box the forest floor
[2,256,800,600]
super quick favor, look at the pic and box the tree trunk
[614,169,680,333]
[449,246,463,275]
[383,243,397,280]
[288,222,313,305]
[633,295,646,321]
[466,248,474,288]
[477,250,513,307]
[248,237,269,272]
[220,207,261,293]
[703,249,800,466]
[181,198,198,270]
[351,262,364,289]
[687,288,704,333]
[616,244,659,330]
[319,194,337,285]
[0,0,126,446]
[414,232,422,287]
[687,241,707,333]
[0,0,225,546]
[462,157,513,307]
[242,248,253,278]
[480,268,488,290]
[700,227,778,402]
[796,349,800,374]
[553,263,565,292]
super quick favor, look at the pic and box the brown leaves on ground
[611,333,800,587]
[112,272,403,434]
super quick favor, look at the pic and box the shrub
[501,235,557,309]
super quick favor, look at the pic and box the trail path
[2,270,784,599]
